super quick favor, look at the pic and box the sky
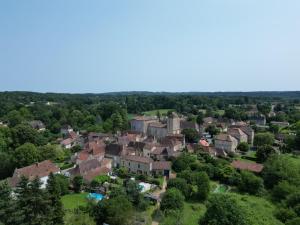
[0,0,300,93]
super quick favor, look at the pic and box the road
[151,176,167,225]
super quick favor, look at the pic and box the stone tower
[167,112,181,134]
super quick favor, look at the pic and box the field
[61,192,88,210]
[143,109,173,116]
[181,202,206,225]
[229,193,283,225]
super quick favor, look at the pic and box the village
[6,107,280,211]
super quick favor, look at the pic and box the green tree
[237,142,249,152]
[72,176,83,193]
[125,180,142,206]
[257,103,271,116]
[12,124,41,147]
[205,125,220,136]
[272,181,297,201]
[16,176,51,225]
[6,110,24,127]
[167,178,190,199]
[275,208,296,223]
[46,173,64,225]
[286,217,300,225]
[0,181,17,225]
[263,155,300,189]
[194,172,210,201]
[196,112,204,125]
[54,174,70,195]
[93,195,133,225]
[13,143,40,168]
[200,194,247,225]
[0,152,14,179]
[172,153,196,173]
[39,144,66,162]
[111,112,123,132]
[256,145,276,163]
[182,128,199,143]
[254,133,274,147]
[238,171,264,195]
[161,188,184,213]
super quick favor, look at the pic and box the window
[138,164,140,168]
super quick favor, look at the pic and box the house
[180,120,200,132]
[61,125,73,135]
[249,114,266,126]
[118,132,144,146]
[29,120,46,131]
[147,122,168,139]
[214,134,238,153]
[120,155,153,175]
[199,138,210,149]
[130,113,181,139]
[231,160,264,173]
[8,160,60,188]
[152,161,171,177]
[75,140,105,164]
[203,117,215,125]
[229,125,255,145]
[105,143,125,167]
[151,146,174,161]
[227,128,248,144]
[143,142,159,158]
[131,116,158,134]
[70,158,112,182]
[60,138,75,149]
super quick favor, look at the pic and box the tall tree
[200,194,247,225]
[13,143,40,168]
[16,176,51,225]
[46,173,64,225]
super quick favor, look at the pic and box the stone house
[214,134,238,153]
[8,160,60,188]
[120,155,153,175]
[227,128,248,144]
[105,143,125,167]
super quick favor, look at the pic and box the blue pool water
[87,193,104,201]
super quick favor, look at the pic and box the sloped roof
[122,155,153,164]
[215,134,236,142]
[231,160,264,173]
[9,160,60,187]
[152,161,171,170]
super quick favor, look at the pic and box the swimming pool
[87,193,104,201]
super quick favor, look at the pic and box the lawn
[181,202,206,225]
[213,184,229,193]
[286,154,300,166]
[229,193,283,225]
[127,113,137,120]
[143,109,173,116]
[61,192,88,210]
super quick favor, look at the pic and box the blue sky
[0,0,299,93]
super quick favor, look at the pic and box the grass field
[143,109,173,116]
[61,192,88,210]
[229,193,283,225]
[127,113,137,120]
[182,202,206,225]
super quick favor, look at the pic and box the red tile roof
[9,160,60,187]
[231,160,264,173]
[152,161,171,170]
